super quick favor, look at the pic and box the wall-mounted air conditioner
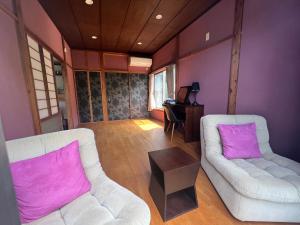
[129,57,152,67]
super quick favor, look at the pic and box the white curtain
[166,64,176,99]
[148,73,155,111]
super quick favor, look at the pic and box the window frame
[153,69,166,110]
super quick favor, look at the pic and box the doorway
[53,57,68,129]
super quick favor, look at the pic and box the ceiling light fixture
[85,0,93,5]
[91,35,98,39]
[155,14,163,20]
[137,42,142,45]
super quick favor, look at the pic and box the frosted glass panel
[32,69,43,80]
[45,66,53,75]
[35,90,46,99]
[50,99,57,107]
[44,58,52,67]
[39,109,49,119]
[43,48,51,59]
[34,80,45,90]
[37,99,47,109]
[48,83,55,91]
[29,48,40,61]
[49,91,56,99]
[47,75,54,83]
[51,106,58,114]
[27,35,39,51]
[30,59,42,71]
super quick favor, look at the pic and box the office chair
[163,104,184,142]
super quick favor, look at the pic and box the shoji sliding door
[27,34,62,133]
[74,71,103,123]
[42,48,58,115]
[27,35,49,119]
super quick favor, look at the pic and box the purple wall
[152,37,177,71]
[179,0,235,57]
[237,0,300,162]
[21,0,64,59]
[0,6,35,140]
[152,0,300,162]
[178,39,232,114]
[178,0,235,114]
[152,0,235,116]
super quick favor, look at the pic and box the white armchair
[6,128,151,225]
[200,115,300,222]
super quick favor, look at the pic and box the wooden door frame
[74,70,107,123]
[61,39,74,129]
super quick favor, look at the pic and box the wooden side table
[148,147,200,221]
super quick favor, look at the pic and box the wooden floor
[81,119,293,225]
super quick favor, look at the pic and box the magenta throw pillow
[10,140,91,223]
[218,123,262,159]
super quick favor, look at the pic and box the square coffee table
[148,147,200,221]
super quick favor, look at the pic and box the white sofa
[200,115,300,223]
[6,128,151,225]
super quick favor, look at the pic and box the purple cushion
[10,140,91,223]
[218,123,262,159]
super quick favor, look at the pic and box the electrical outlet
[205,32,210,41]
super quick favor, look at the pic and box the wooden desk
[164,104,204,142]
[148,147,200,221]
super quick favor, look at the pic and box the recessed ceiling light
[85,0,93,5]
[91,35,98,39]
[155,14,163,20]
[137,42,142,45]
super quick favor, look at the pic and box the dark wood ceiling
[38,0,219,54]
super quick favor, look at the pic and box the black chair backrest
[163,105,180,123]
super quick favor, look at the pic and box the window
[27,35,58,119]
[153,64,176,109]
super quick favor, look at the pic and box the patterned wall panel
[75,71,90,123]
[89,72,103,121]
[105,73,130,120]
[130,74,149,118]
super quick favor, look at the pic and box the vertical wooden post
[87,72,94,122]
[100,52,109,121]
[227,0,244,114]
[175,36,180,94]
[14,0,41,133]
[61,39,74,129]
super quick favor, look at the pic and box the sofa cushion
[6,129,150,225]
[202,115,272,156]
[10,141,91,223]
[23,172,150,225]
[218,123,262,159]
[207,152,300,203]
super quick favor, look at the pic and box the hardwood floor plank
[80,119,293,225]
